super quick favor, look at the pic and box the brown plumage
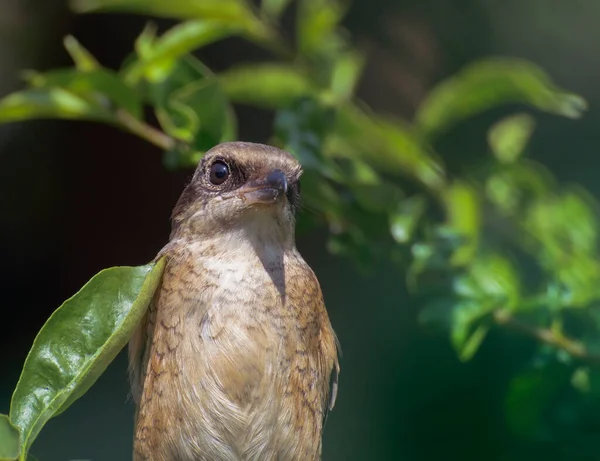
[129,142,340,461]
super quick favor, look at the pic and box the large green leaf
[415,58,587,138]
[219,64,315,108]
[123,20,242,85]
[9,259,166,458]
[0,415,20,461]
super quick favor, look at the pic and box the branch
[493,309,600,365]
[115,109,178,152]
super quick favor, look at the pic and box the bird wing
[322,329,340,429]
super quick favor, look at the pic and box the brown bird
[128,142,340,461]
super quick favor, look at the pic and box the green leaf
[0,88,112,124]
[9,259,166,457]
[390,195,427,244]
[123,20,244,86]
[133,22,158,59]
[0,414,20,461]
[24,68,143,119]
[443,181,480,266]
[450,301,491,360]
[72,0,267,40]
[274,98,334,171]
[219,64,314,108]
[505,362,571,438]
[454,253,521,309]
[458,323,490,362]
[327,51,365,103]
[485,162,555,215]
[416,57,587,138]
[63,35,100,71]
[297,0,347,57]
[333,104,446,192]
[148,56,236,156]
[488,113,536,164]
[447,253,520,359]
[261,0,293,19]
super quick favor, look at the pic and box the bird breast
[132,236,330,461]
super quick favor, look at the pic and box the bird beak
[235,169,289,205]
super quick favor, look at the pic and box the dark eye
[209,161,230,185]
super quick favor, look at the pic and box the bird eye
[209,160,230,185]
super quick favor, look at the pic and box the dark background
[2,0,600,460]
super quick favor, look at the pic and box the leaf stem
[493,309,600,364]
[115,109,177,151]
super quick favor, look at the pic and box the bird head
[170,142,303,242]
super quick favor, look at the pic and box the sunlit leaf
[416,58,587,138]
[123,20,244,85]
[74,0,252,22]
[327,50,365,103]
[333,104,446,192]
[219,64,315,108]
[450,301,491,359]
[447,253,520,359]
[0,88,112,124]
[525,190,599,260]
[0,415,20,461]
[73,0,269,42]
[443,181,480,266]
[454,253,521,309]
[488,113,536,164]
[142,56,235,163]
[523,189,600,307]
[133,22,158,59]
[458,323,490,362]
[24,68,143,119]
[9,259,166,457]
[486,160,556,218]
[63,35,100,71]
[390,195,427,244]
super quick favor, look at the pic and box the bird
[128,141,340,461]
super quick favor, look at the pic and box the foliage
[0,0,598,457]
[1,261,165,460]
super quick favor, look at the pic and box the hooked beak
[236,169,289,205]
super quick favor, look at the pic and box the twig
[115,109,177,152]
[493,309,600,365]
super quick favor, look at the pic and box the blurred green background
[3,0,600,460]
